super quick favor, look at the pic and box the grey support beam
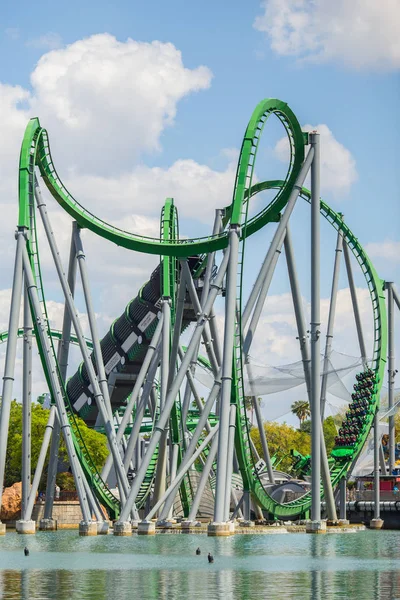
[22,245,91,521]
[320,225,343,418]
[392,286,400,312]
[34,183,132,508]
[24,407,56,520]
[74,225,113,422]
[214,227,240,523]
[285,222,337,520]
[21,285,32,520]
[242,146,315,330]
[0,231,25,515]
[100,316,163,479]
[117,246,230,523]
[182,261,219,376]
[224,405,237,520]
[310,131,322,523]
[121,345,162,472]
[343,242,367,366]
[187,436,219,521]
[153,300,171,509]
[284,226,311,393]
[44,226,78,519]
[339,477,346,521]
[158,373,221,519]
[251,386,275,484]
[374,412,381,520]
[386,282,396,474]
[145,425,219,521]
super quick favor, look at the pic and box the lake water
[0,529,399,599]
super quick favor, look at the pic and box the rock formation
[0,482,22,520]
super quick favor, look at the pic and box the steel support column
[21,285,32,519]
[320,224,343,418]
[35,183,131,507]
[25,407,56,520]
[339,477,346,520]
[145,425,219,520]
[310,132,321,522]
[224,405,237,520]
[386,282,396,473]
[214,226,240,523]
[242,146,315,330]
[22,245,91,521]
[0,231,25,514]
[117,247,230,522]
[285,223,337,520]
[187,436,219,521]
[153,300,171,509]
[343,242,367,365]
[374,412,381,520]
[44,226,77,519]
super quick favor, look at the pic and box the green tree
[300,419,311,434]
[299,416,337,453]
[291,400,311,428]
[250,421,310,473]
[322,416,337,454]
[3,400,109,490]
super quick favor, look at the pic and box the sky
[0,0,399,423]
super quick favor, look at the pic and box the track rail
[15,98,386,520]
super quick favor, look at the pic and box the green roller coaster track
[15,98,386,520]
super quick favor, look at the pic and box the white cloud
[65,158,235,225]
[274,124,357,195]
[29,34,212,172]
[246,287,375,367]
[26,32,62,50]
[365,240,400,263]
[254,0,400,70]
[0,34,222,297]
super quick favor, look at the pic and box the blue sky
[2,1,398,252]
[0,0,399,413]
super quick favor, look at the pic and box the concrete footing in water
[97,521,110,535]
[239,520,255,528]
[156,519,176,529]
[207,522,235,536]
[369,518,384,530]
[138,521,156,535]
[113,521,132,536]
[16,520,36,534]
[39,518,58,531]
[0,523,6,535]
[306,520,327,534]
[79,521,97,536]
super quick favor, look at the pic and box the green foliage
[3,400,109,490]
[291,400,311,427]
[251,421,310,473]
[251,415,338,473]
[322,416,337,454]
[300,419,311,434]
[36,393,47,406]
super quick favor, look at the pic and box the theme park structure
[0,98,397,536]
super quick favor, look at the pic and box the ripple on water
[0,530,399,599]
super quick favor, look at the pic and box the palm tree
[291,400,311,428]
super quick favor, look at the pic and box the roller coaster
[0,98,392,535]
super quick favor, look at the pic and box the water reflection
[1,566,400,600]
[1,531,400,599]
